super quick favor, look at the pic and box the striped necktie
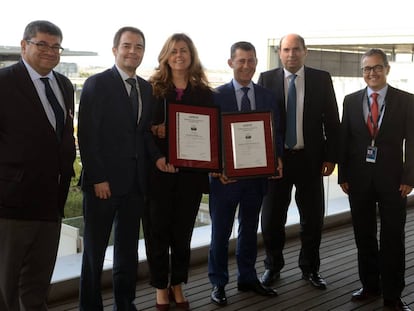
[40,77,65,142]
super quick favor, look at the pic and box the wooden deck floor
[49,207,414,311]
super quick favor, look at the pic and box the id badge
[366,145,377,163]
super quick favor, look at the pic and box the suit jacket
[213,81,282,194]
[338,85,414,192]
[78,66,162,196]
[258,66,340,176]
[0,60,76,221]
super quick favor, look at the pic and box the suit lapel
[14,61,57,130]
[253,84,267,111]
[110,67,136,125]
[353,89,371,137]
[136,77,146,127]
[219,83,238,112]
[376,86,396,138]
[53,72,72,117]
[15,61,44,110]
[276,69,286,114]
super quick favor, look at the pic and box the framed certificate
[167,103,221,171]
[221,111,277,178]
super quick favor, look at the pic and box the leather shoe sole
[384,298,411,311]
[237,280,277,296]
[351,288,381,301]
[302,272,327,290]
[260,269,280,286]
[211,286,227,306]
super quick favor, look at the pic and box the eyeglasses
[362,65,384,74]
[26,40,64,54]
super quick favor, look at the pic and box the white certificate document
[231,120,267,169]
[177,112,211,161]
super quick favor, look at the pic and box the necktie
[40,77,65,142]
[241,87,251,112]
[367,92,379,136]
[126,78,139,123]
[285,74,297,149]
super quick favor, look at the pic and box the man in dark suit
[0,20,76,310]
[208,41,283,306]
[78,27,173,310]
[338,48,414,311]
[258,34,340,289]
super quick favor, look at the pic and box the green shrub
[64,156,83,218]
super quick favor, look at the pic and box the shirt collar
[115,64,135,82]
[232,79,254,92]
[283,66,304,79]
[367,85,388,99]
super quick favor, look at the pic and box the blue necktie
[285,74,297,149]
[126,78,139,123]
[241,87,251,112]
[40,77,65,142]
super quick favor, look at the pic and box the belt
[284,148,304,155]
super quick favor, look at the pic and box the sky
[2,0,414,74]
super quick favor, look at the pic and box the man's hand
[400,184,413,197]
[94,182,111,199]
[156,157,177,173]
[269,157,283,179]
[209,172,237,184]
[340,182,349,195]
[151,123,166,138]
[321,162,335,176]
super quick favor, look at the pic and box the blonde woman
[144,33,213,311]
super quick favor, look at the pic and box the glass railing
[52,171,351,282]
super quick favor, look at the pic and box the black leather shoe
[384,298,411,311]
[260,269,280,286]
[302,272,327,289]
[237,279,277,296]
[211,285,227,306]
[351,288,381,301]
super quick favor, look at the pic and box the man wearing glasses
[0,20,76,310]
[26,39,65,54]
[339,48,414,311]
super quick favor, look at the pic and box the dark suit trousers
[349,185,406,301]
[208,178,264,286]
[0,218,61,311]
[144,171,202,289]
[79,189,143,311]
[261,150,324,273]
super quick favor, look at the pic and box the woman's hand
[151,123,166,138]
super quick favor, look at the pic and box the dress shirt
[363,85,388,129]
[22,58,66,130]
[284,67,304,149]
[115,65,142,121]
[232,79,256,111]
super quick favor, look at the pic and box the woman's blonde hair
[149,33,210,98]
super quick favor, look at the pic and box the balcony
[48,196,414,310]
